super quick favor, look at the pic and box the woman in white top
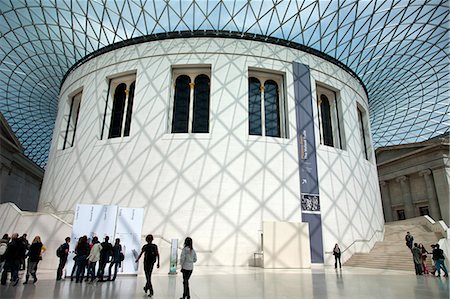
[179,237,197,299]
[86,236,102,282]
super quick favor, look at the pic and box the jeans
[414,262,422,275]
[86,261,97,281]
[435,259,448,276]
[97,259,108,280]
[181,269,193,299]
[334,255,341,268]
[75,255,87,282]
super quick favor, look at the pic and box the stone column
[396,175,414,218]
[380,181,393,222]
[419,169,441,221]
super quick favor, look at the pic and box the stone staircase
[344,220,444,271]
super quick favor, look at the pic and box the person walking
[56,237,71,280]
[412,243,423,275]
[19,234,30,271]
[107,238,122,281]
[1,233,26,286]
[405,232,414,250]
[179,237,197,299]
[135,234,160,297]
[432,243,448,277]
[419,243,429,274]
[333,243,342,269]
[97,236,113,281]
[86,236,102,282]
[74,236,90,283]
[0,234,9,275]
[23,236,43,284]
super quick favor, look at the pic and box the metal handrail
[325,228,384,254]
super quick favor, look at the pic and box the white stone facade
[39,37,384,266]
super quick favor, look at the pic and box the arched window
[248,77,262,136]
[109,83,127,138]
[171,67,211,134]
[264,80,280,137]
[192,74,210,133]
[62,91,82,150]
[248,70,287,138]
[320,94,334,147]
[316,85,344,149]
[172,75,191,133]
[102,73,136,139]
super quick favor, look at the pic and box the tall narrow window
[62,92,82,150]
[317,85,344,149]
[248,70,288,138]
[357,106,369,160]
[171,66,211,133]
[102,73,136,139]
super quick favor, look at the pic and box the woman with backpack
[179,237,197,299]
[135,234,160,297]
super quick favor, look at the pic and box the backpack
[0,243,7,256]
[56,244,64,257]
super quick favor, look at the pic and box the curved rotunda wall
[39,37,384,266]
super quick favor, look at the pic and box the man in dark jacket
[432,244,449,277]
[1,233,26,286]
[97,236,113,281]
[56,237,71,280]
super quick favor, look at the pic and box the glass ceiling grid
[0,0,448,168]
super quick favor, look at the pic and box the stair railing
[324,228,384,255]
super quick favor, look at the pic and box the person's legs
[75,256,86,283]
[440,259,448,276]
[143,264,150,293]
[11,260,20,285]
[147,263,155,295]
[334,256,337,269]
[338,256,342,268]
[71,258,78,281]
[435,259,442,276]
[30,262,38,283]
[182,270,193,299]
[97,260,106,281]
[56,257,67,280]
[112,262,119,280]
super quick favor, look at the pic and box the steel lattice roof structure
[1,0,449,168]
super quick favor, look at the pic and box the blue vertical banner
[293,62,324,263]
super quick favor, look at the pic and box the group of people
[1,232,197,299]
[0,233,46,286]
[65,235,123,283]
[405,231,448,277]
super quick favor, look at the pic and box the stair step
[344,220,441,271]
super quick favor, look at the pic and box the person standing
[19,234,29,271]
[405,232,414,250]
[97,236,113,281]
[412,243,423,275]
[135,234,160,297]
[0,234,9,275]
[56,237,71,280]
[333,243,342,269]
[86,236,102,282]
[74,236,90,283]
[108,238,122,281]
[179,237,197,299]
[23,236,43,284]
[1,233,25,286]
[432,243,449,277]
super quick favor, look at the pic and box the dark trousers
[144,263,155,294]
[97,260,108,280]
[1,260,20,285]
[181,269,193,299]
[75,255,87,282]
[334,255,342,268]
[108,261,120,281]
[414,262,423,275]
[57,256,67,280]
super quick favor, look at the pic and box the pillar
[396,175,414,218]
[380,181,393,222]
[419,169,441,221]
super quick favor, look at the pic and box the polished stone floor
[0,266,448,299]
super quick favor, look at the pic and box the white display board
[66,204,143,277]
[114,207,144,274]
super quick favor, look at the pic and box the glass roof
[1,0,448,168]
